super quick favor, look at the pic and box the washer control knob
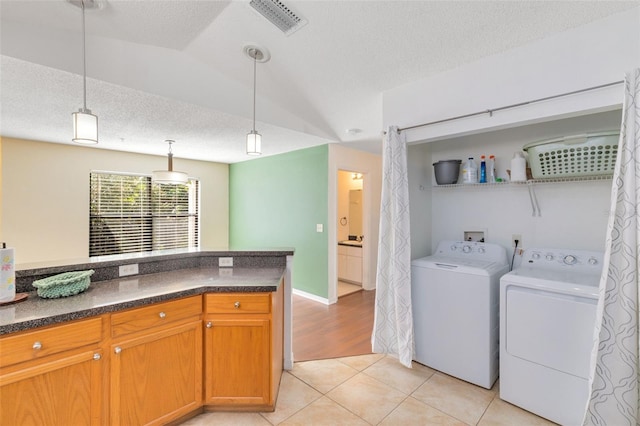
[588,257,598,265]
[546,254,554,261]
[478,247,485,254]
[563,255,577,265]
[532,253,540,260]
[450,245,457,251]
[462,245,471,253]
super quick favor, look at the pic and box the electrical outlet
[218,257,233,267]
[316,224,323,232]
[512,234,522,248]
[119,263,139,277]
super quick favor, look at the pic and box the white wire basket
[523,131,619,179]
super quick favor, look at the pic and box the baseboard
[292,288,330,305]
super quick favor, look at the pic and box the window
[89,172,199,257]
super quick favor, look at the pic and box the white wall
[383,7,639,144]
[426,110,621,254]
[407,143,433,260]
[328,144,382,302]
[1,137,229,264]
[384,8,638,260]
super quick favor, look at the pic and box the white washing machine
[500,248,602,426]
[411,240,508,389]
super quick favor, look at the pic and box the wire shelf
[431,175,612,189]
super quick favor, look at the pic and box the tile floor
[338,281,362,297]
[180,354,555,425]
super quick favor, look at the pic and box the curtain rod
[398,80,624,133]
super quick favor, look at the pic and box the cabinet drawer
[205,293,271,314]
[0,317,103,368]
[111,296,202,338]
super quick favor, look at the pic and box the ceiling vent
[249,0,308,36]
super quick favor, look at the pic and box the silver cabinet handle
[114,346,122,354]
[206,322,213,328]
[234,301,241,309]
[32,341,42,350]
[93,353,101,361]
[159,311,166,319]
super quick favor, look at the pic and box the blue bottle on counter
[479,155,487,183]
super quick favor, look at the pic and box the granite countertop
[338,241,363,247]
[0,266,285,335]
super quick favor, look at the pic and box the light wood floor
[292,289,375,362]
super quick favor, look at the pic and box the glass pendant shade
[152,170,189,184]
[246,130,262,156]
[152,142,189,184]
[72,109,98,144]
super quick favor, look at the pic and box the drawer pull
[114,346,122,354]
[159,311,166,319]
[234,301,241,309]
[206,321,213,328]
[93,353,101,361]
[32,341,42,350]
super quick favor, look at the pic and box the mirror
[349,189,363,237]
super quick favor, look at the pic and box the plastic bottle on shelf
[510,152,527,182]
[479,155,487,183]
[488,155,496,183]
[462,157,478,184]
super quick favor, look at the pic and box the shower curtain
[371,126,414,368]
[585,68,640,425]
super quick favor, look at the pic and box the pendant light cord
[81,0,87,112]
[252,49,257,133]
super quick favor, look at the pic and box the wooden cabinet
[109,296,202,425]
[0,285,285,423]
[0,317,105,426]
[204,283,284,410]
[338,245,362,284]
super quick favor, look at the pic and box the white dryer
[500,248,602,426]
[411,240,509,389]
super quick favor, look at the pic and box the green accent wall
[229,145,329,298]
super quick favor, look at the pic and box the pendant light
[152,140,189,185]
[70,0,98,144]
[244,44,270,156]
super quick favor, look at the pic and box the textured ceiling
[1,1,637,163]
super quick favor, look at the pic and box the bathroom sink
[339,240,362,247]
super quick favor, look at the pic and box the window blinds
[89,172,199,257]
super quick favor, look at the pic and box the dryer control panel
[523,248,603,272]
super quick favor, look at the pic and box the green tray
[32,270,94,299]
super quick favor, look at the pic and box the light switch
[316,224,323,232]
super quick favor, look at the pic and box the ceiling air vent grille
[249,0,308,36]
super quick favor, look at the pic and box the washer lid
[412,255,507,276]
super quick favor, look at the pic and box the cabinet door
[0,349,103,426]
[338,253,348,280]
[346,255,362,283]
[204,318,270,407]
[110,321,202,426]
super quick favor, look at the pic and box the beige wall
[337,171,364,242]
[1,138,229,265]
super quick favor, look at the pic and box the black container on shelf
[433,159,462,185]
